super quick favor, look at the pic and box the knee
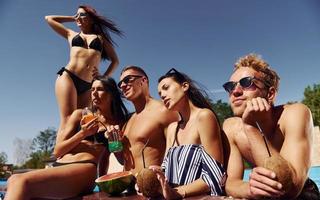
[7,174,28,190]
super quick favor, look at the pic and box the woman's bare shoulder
[197,108,216,119]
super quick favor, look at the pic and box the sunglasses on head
[223,76,268,94]
[75,12,88,18]
[164,68,185,81]
[117,75,143,88]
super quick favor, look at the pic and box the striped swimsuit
[161,144,226,196]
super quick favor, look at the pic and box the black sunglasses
[75,12,88,18]
[166,68,180,74]
[223,76,268,94]
[165,68,185,81]
[117,75,143,88]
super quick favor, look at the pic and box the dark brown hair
[79,5,123,60]
[158,68,213,112]
[94,76,129,123]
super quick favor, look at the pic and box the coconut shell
[136,168,161,198]
[263,156,293,192]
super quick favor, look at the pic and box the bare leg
[5,163,96,200]
[55,74,77,135]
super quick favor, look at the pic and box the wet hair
[120,65,149,81]
[94,76,129,123]
[79,5,123,60]
[234,53,280,91]
[158,68,214,112]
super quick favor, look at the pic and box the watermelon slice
[95,171,134,195]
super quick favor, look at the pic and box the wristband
[181,189,186,198]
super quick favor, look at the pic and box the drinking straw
[255,121,271,157]
[141,138,150,168]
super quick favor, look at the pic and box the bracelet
[181,189,186,199]
[223,196,234,199]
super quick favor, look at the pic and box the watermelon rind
[95,171,133,195]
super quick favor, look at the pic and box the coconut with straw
[256,122,293,193]
[136,138,161,198]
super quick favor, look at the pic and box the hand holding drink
[80,107,99,138]
[107,125,123,153]
[81,107,97,124]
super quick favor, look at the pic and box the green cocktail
[108,141,123,153]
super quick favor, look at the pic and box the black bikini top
[71,34,103,52]
[85,130,109,146]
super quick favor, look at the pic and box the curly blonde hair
[234,54,280,91]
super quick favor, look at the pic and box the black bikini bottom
[57,67,92,95]
[296,178,320,200]
[52,160,97,167]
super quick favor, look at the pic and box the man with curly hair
[222,54,319,199]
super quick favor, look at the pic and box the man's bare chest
[124,115,163,142]
[236,129,284,163]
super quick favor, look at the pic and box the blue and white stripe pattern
[161,144,226,196]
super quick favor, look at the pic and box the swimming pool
[0,180,5,199]
[244,166,320,187]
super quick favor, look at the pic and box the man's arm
[243,102,313,198]
[277,103,313,197]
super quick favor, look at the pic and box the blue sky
[1,0,319,164]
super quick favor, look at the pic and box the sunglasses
[223,76,268,94]
[75,12,88,18]
[117,75,143,88]
[164,68,186,81]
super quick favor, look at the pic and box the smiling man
[222,54,319,199]
[117,66,178,176]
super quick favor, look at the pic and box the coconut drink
[136,138,161,198]
[256,122,293,193]
[263,155,293,193]
[136,168,161,197]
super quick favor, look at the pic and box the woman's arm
[156,110,225,199]
[45,15,75,39]
[223,118,250,198]
[198,109,224,164]
[188,109,225,196]
[53,110,98,158]
[153,168,209,200]
[174,180,210,199]
[173,109,225,197]
[102,39,119,77]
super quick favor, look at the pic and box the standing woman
[155,68,226,199]
[45,5,122,136]
[5,77,129,199]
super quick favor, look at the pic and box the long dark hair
[158,68,214,112]
[94,76,129,124]
[79,5,123,60]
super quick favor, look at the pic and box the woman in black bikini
[45,5,122,141]
[5,77,128,199]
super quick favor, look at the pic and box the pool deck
[33,192,240,200]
